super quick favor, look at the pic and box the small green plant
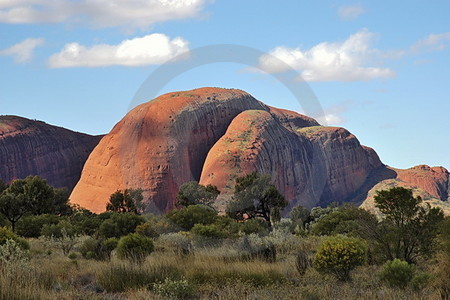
[295,249,312,276]
[0,239,29,265]
[153,278,196,299]
[80,237,118,260]
[0,226,29,250]
[116,233,154,263]
[378,259,415,289]
[313,235,367,281]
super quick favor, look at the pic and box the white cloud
[337,4,366,20]
[0,38,44,63]
[410,32,450,53]
[0,0,210,29]
[258,29,395,82]
[48,33,189,68]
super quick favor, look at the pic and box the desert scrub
[313,235,367,281]
[378,259,415,288]
[116,233,154,263]
[97,262,183,293]
[153,278,196,299]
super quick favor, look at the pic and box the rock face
[0,115,102,190]
[68,87,449,214]
[360,165,450,215]
[70,87,386,213]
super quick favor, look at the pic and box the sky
[1,0,449,170]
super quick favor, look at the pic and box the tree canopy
[106,189,145,214]
[176,181,220,208]
[369,187,445,263]
[226,172,287,227]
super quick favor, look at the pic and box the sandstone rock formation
[70,87,391,213]
[361,165,450,215]
[68,87,449,214]
[0,115,102,190]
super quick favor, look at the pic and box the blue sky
[1,0,449,170]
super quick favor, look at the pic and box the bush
[239,218,269,235]
[378,259,415,289]
[97,213,145,238]
[153,278,196,299]
[135,221,160,238]
[41,220,79,255]
[15,214,61,238]
[313,235,367,281]
[79,237,118,260]
[191,224,226,247]
[157,233,193,256]
[116,233,154,263]
[166,204,217,230]
[0,226,29,250]
[0,239,29,265]
[296,249,312,276]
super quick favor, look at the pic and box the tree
[311,205,377,237]
[370,187,444,263]
[0,176,67,231]
[226,172,287,227]
[106,189,145,214]
[166,204,217,231]
[97,213,145,238]
[176,181,220,207]
[0,193,28,232]
[313,235,367,281]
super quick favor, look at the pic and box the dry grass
[0,236,442,300]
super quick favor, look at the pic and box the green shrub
[15,214,61,238]
[157,232,193,256]
[79,237,118,260]
[191,224,226,247]
[0,226,29,250]
[40,220,78,255]
[116,233,154,263]
[0,239,29,265]
[313,235,367,281]
[135,221,160,238]
[296,249,312,276]
[153,278,196,299]
[378,259,415,288]
[411,272,431,291]
[97,213,145,238]
[166,204,217,230]
[239,219,269,235]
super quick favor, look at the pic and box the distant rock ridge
[0,115,102,191]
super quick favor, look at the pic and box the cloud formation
[0,0,210,29]
[410,32,450,53]
[258,29,395,82]
[48,33,189,68]
[337,4,366,20]
[0,38,44,63]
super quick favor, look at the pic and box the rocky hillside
[69,87,449,214]
[0,116,102,191]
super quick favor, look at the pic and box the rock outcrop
[68,87,449,214]
[0,115,102,190]
[69,87,387,213]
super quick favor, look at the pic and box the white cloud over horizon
[0,37,44,63]
[0,0,210,30]
[258,29,395,82]
[337,4,366,20]
[48,33,189,68]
